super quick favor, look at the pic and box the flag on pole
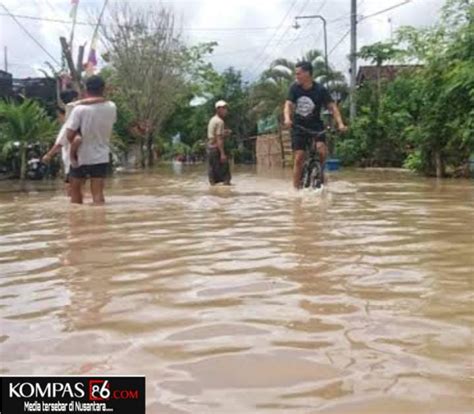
[70,0,79,19]
[85,29,98,75]
[84,0,109,76]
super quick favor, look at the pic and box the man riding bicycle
[283,61,347,189]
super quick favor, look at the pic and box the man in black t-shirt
[284,61,347,189]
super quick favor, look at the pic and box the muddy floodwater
[0,165,472,413]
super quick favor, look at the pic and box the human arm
[65,107,82,167]
[42,143,62,163]
[42,125,67,163]
[327,102,347,133]
[216,134,226,162]
[284,100,294,129]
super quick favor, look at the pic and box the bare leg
[90,178,105,205]
[292,150,305,189]
[70,177,83,204]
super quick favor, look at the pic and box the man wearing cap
[66,75,116,204]
[207,100,232,185]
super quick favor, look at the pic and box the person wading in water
[207,100,232,186]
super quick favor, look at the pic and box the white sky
[0,0,445,82]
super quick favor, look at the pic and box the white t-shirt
[54,124,70,174]
[65,101,117,166]
[53,102,79,174]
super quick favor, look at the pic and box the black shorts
[291,130,326,152]
[69,163,109,179]
[207,147,231,185]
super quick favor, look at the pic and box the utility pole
[350,0,357,121]
[3,46,7,72]
[293,15,329,83]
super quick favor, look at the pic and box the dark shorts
[64,173,70,183]
[69,163,109,179]
[291,129,326,152]
[207,147,231,185]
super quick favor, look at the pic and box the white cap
[215,100,228,109]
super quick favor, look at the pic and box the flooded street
[0,166,472,414]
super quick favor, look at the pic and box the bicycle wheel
[310,162,322,189]
[301,162,312,188]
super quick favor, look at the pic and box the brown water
[0,165,473,414]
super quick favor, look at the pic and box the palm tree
[250,72,290,121]
[358,41,402,103]
[250,49,348,121]
[268,50,344,85]
[0,99,56,180]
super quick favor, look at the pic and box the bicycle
[294,125,331,189]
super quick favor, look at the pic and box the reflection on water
[0,165,473,413]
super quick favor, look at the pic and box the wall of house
[255,130,292,168]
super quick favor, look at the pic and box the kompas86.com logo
[88,379,140,402]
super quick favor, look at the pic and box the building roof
[0,70,12,79]
[356,65,423,85]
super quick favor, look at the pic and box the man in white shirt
[207,100,232,185]
[43,90,107,197]
[66,76,116,205]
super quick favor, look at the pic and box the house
[0,70,13,97]
[356,65,423,86]
[12,77,56,102]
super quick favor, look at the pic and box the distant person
[207,100,232,186]
[66,76,116,204]
[284,61,347,189]
[42,90,79,195]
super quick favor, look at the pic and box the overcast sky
[0,0,445,82]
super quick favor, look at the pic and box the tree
[0,99,56,180]
[357,41,403,105]
[397,0,474,177]
[339,0,473,177]
[101,3,187,168]
[163,65,255,160]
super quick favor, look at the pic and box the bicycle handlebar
[294,125,333,136]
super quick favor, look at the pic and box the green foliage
[162,66,255,161]
[403,151,423,171]
[0,98,56,179]
[358,42,404,66]
[340,0,473,176]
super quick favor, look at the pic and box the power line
[0,7,370,32]
[280,0,320,56]
[281,0,328,58]
[359,0,412,22]
[329,28,351,56]
[242,0,299,76]
[0,11,286,32]
[328,0,414,57]
[0,3,60,66]
[262,0,311,58]
[42,0,71,32]
[247,0,354,81]
[247,0,311,81]
[210,33,315,58]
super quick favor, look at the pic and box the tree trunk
[434,150,445,178]
[277,115,285,164]
[20,145,27,181]
[146,133,154,168]
[139,137,145,169]
[376,64,381,111]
